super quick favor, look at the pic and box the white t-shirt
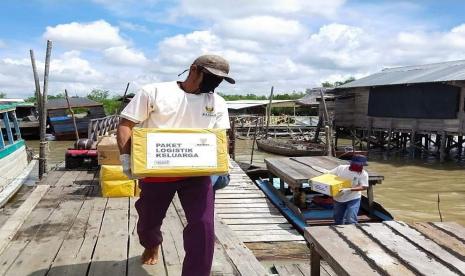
[329,165,369,202]
[120,81,230,129]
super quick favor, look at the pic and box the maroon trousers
[135,177,214,276]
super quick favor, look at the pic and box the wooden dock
[0,162,325,275]
[305,221,465,276]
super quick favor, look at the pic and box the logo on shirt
[203,105,216,117]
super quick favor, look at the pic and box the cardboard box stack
[309,174,352,197]
[97,135,138,197]
[131,128,229,177]
[97,136,121,165]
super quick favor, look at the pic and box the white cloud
[178,0,345,20]
[43,20,127,50]
[119,21,150,33]
[103,46,149,66]
[214,16,307,44]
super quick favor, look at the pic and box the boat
[47,97,106,140]
[256,138,367,159]
[256,138,326,156]
[0,103,36,207]
[253,177,392,232]
[0,99,40,139]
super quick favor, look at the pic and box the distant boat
[0,99,40,139]
[256,138,326,156]
[256,138,367,159]
[0,103,36,207]
[47,97,106,140]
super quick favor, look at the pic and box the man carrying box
[328,155,369,225]
[116,54,234,276]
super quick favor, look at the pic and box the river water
[25,139,465,226]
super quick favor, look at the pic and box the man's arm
[350,172,369,191]
[117,118,137,155]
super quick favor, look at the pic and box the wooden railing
[232,115,319,128]
[87,115,120,141]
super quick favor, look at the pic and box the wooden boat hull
[0,141,34,207]
[256,139,325,157]
[255,178,393,231]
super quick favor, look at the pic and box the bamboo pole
[39,40,52,178]
[64,89,79,141]
[29,50,42,117]
[264,86,274,139]
[250,116,260,165]
[117,82,130,114]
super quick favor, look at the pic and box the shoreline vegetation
[0,77,356,116]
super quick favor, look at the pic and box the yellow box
[309,174,352,196]
[100,165,135,197]
[131,128,229,177]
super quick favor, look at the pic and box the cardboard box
[100,165,135,197]
[309,174,352,196]
[97,136,121,165]
[131,128,229,177]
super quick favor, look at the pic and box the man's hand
[120,154,133,179]
[338,188,352,196]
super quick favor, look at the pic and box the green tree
[0,92,6,98]
[87,89,110,102]
[321,77,356,88]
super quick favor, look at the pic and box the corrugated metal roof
[47,97,103,110]
[338,60,465,89]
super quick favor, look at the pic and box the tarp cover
[368,83,460,119]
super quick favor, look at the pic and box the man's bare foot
[141,245,160,265]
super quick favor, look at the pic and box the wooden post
[325,126,331,156]
[310,243,321,276]
[264,86,274,139]
[440,132,446,163]
[64,89,79,141]
[279,178,285,192]
[410,130,416,158]
[367,184,374,216]
[319,89,332,156]
[458,136,463,157]
[313,117,322,143]
[39,40,52,178]
[387,129,392,153]
[250,116,260,165]
[0,125,4,149]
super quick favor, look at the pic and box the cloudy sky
[2,0,465,98]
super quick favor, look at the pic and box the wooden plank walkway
[0,168,268,275]
[218,161,304,244]
[304,221,465,276]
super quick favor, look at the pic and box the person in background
[328,155,369,225]
[116,54,234,276]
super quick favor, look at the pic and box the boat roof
[0,104,17,112]
[0,99,24,103]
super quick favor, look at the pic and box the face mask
[199,73,223,93]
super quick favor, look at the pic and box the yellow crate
[100,165,135,197]
[131,128,229,177]
[309,174,352,196]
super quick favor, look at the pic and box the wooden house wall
[334,82,465,134]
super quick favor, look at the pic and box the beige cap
[193,54,235,84]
